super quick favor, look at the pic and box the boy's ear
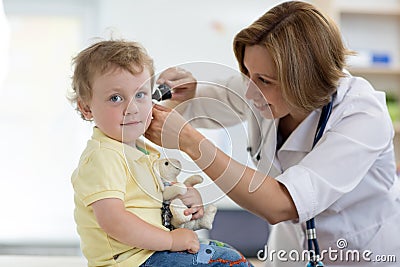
[77,99,93,120]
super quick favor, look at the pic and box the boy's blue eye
[135,92,145,99]
[110,95,123,102]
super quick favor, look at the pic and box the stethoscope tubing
[306,97,334,266]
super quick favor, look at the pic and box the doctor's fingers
[145,107,166,146]
[153,103,171,112]
[157,67,197,88]
[146,106,186,149]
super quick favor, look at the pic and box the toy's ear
[77,99,93,120]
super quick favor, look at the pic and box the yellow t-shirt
[71,127,168,267]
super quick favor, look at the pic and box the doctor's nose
[245,79,261,100]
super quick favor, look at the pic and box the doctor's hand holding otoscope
[153,68,197,105]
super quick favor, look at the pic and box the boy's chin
[122,132,144,144]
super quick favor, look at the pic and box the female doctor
[146,1,400,266]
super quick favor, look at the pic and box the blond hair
[69,39,154,119]
[233,1,353,112]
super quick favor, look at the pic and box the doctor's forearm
[183,132,298,224]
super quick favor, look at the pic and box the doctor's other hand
[157,67,197,103]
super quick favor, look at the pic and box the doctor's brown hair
[233,1,353,112]
[69,39,155,120]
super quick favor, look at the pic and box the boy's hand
[179,187,205,220]
[170,228,200,253]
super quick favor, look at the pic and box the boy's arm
[91,198,199,253]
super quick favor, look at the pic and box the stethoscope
[306,97,333,267]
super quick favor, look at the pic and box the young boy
[69,40,253,267]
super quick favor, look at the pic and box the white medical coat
[179,72,400,266]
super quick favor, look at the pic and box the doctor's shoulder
[333,75,394,138]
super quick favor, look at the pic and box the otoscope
[152,84,172,101]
